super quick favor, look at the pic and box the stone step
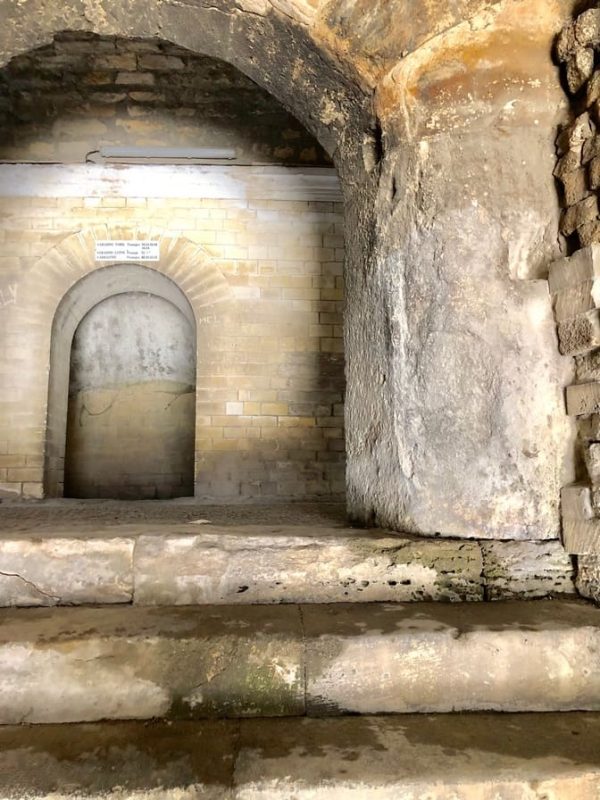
[1,713,599,798]
[2,598,600,723]
[0,522,575,606]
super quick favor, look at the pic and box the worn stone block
[0,605,305,723]
[576,9,600,48]
[303,600,600,714]
[480,540,575,600]
[549,245,600,293]
[561,195,599,237]
[586,442,600,483]
[557,113,595,155]
[578,413,600,440]
[566,382,600,415]
[562,484,594,518]
[578,220,600,247]
[133,527,484,605]
[562,517,600,554]
[556,21,577,61]
[577,555,600,604]
[0,537,134,606]
[1,715,600,800]
[558,309,600,355]
[555,147,583,178]
[561,165,591,204]
[552,280,600,322]
[583,135,600,165]
[567,48,595,94]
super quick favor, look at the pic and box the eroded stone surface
[133,527,484,605]
[480,540,576,600]
[303,600,600,715]
[1,599,599,722]
[0,605,305,723]
[0,537,133,606]
[577,555,600,604]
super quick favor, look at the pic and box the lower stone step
[0,713,599,798]
[2,598,599,723]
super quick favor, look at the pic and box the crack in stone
[0,571,61,603]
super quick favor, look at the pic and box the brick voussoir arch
[24,225,232,497]
[23,225,231,317]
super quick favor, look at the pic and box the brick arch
[0,2,371,162]
[18,225,231,497]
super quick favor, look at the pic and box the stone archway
[20,225,231,497]
[0,0,580,541]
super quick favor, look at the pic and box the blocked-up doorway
[64,291,196,499]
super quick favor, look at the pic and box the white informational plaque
[95,240,160,262]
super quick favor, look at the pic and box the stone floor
[0,499,576,606]
[1,713,600,798]
[0,497,349,533]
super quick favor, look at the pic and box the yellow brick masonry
[0,192,345,500]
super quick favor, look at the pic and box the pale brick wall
[0,165,345,501]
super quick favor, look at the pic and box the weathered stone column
[345,0,577,539]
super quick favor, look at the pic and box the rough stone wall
[547,5,600,603]
[0,33,330,165]
[0,167,345,502]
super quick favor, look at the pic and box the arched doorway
[64,291,196,499]
[45,263,198,498]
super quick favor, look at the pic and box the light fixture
[86,146,237,164]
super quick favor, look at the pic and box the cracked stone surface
[0,537,133,606]
[0,599,599,723]
[0,501,577,606]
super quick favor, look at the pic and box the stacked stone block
[556,9,600,247]
[552,6,600,598]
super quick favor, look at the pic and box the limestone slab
[1,600,598,723]
[1,714,600,799]
[133,527,484,605]
[549,245,600,293]
[0,537,134,606]
[553,279,600,322]
[566,381,600,415]
[480,540,576,599]
[563,517,600,554]
[302,600,600,715]
[0,605,305,723]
